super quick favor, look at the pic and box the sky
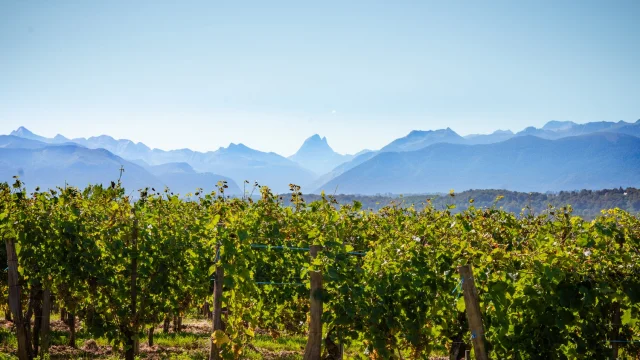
[1,0,639,156]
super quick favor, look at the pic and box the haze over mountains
[288,134,367,174]
[324,133,640,194]
[2,119,639,195]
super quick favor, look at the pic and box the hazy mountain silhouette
[0,142,161,192]
[0,136,240,195]
[8,128,314,193]
[541,120,577,131]
[0,135,55,149]
[10,127,69,144]
[465,130,515,145]
[315,120,640,188]
[380,128,465,152]
[6,120,640,195]
[318,133,640,194]
[513,120,640,140]
[312,128,469,189]
[289,134,355,174]
[71,135,151,159]
[305,151,378,192]
[146,162,240,195]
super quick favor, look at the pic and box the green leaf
[456,297,466,312]
[206,215,221,230]
[621,308,633,326]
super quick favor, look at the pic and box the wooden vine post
[40,289,52,356]
[6,238,31,360]
[209,242,225,360]
[303,245,323,360]
[458,264,489,360]
[611,302,621,359]
[125,218,139,360]
[148,326,154,347]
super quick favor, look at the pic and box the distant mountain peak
[408,127,457,136]
[289,135,335,159]
[228,142,250,150]
[305,134,328,143]
[11,126,36,137]
[300,134,330,149]
[222,142,262,155]
[492,129,513,135]
[10,126,51,142]
[542,120,577,131]
[289,134,354,174]
[381,128,464,152]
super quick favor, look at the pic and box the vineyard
[1,179,640,359]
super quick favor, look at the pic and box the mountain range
[3,118,640,195]
[9,127,312,193]
[322,133,640,194]
[0,135,240,195]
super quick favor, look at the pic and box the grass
[252,334,306,353]
[0,315,316,359]
[152,333,207,349]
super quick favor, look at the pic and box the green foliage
[1,181,639,359]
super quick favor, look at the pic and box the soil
[1,318,454,359]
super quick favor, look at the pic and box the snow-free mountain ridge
[288,134,356,174]
[5,119,640,195]
[318,133,640,194]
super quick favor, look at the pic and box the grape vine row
[1,179,639,359]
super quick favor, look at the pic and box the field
[1,180,640,359]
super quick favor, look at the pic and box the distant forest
[281,187,640,219]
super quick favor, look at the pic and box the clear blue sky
[1,0,638,156]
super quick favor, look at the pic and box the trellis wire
[250,243,366,256]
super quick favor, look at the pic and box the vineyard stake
[209,242,224,360]
[303,245,323,360]
[40,288,51,356]
[6,237,31,360]
[148,326,154,347]
[163,316,170,333]
[458,264,489,360]
[611,302,620,359]
[125,218,139,360]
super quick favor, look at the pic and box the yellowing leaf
[211,330,231,346]
[206,215,221,230]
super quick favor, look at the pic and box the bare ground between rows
[2,319,450,359]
